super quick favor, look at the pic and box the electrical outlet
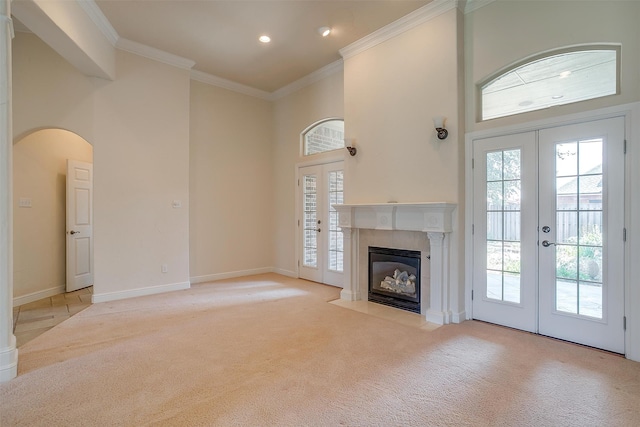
[161,264,168,273]
[19,198,32,208]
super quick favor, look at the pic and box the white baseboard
[92,281,191,304]
[13,285,66,307]
[0,342,18,383]
[451,310,466,324]
[190,267,280,284]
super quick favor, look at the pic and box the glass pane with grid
[304,120,345,155]
[554,139,603,318]
[328,171,344,272]
[303,175,318,267]
[486,149,522,303]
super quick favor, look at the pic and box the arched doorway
[12,129,93,344]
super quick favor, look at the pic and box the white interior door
[66,160,93,292]
[538,118,625,353]
[298,162,344,287]
[472,117,625,353]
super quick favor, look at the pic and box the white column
[425,232,451,325]
[340,227,359,301]
[0,0,17,383]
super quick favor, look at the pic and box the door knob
[69,230,80,235]
[316,228,322,233]
[541,240,555,247]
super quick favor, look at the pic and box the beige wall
[343,10,461,204]
[272,70,345,275]
[465,0,640,132]
[13,32,191,300]
[189,80,274,280]
[13,129,92,301]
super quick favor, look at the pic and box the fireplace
[368,246,421,313]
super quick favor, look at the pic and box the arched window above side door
[302,119,344,156]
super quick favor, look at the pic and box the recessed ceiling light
[259,35,271,43]
[551,95,564,99]
[559,70,572,78]
[318,26,331,37]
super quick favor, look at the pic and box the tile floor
[329,298,442,331]
[12,287,92,347]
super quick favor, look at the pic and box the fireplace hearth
[368,246,421,313]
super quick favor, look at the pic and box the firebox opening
[368,246,421,313]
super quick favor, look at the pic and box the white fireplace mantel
[334,202,457,325]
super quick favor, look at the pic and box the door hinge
[298,219,300,227]
[472,224,474,235]
[623,228,627,242]
[624,139,627,154]
[624,316,627,330]
[471,290,474,300]
[472,158,475,169]
[298,179,300,186]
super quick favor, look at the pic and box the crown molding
[117,38,195,70]
[191,59,344,102]
[190,70,272,100]
[269,59,344,101]
[76,0,119,46]
[339,0,457,60]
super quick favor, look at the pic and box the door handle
[316,228,322,233]
[69,230,80,235]
[541,240,555,247]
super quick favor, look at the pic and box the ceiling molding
[76,0,119,46]
[339,0,457,60]
[269,60,344,101]
[116,38,195,70]
[190,70,272,100]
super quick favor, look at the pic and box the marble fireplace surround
[333,203,457,325]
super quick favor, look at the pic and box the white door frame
[295,153,344,282]
[465,102,640,361]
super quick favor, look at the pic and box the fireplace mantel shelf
[334,202,459,325]
[333,202,456,233]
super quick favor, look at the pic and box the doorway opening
[13,128,93,307]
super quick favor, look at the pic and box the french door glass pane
[303,175,318,267]
[328,171,344,272]
[486,149,522,303]
[554,139,603,318]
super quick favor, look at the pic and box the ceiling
[92,1,431,93]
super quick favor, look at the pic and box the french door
[472,117,625,353]
[298,162,344,287]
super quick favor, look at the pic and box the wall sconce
[345,138,357,156]
[433,116,448,140]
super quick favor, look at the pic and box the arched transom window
[303,119,344,156]
[480,46,619,121]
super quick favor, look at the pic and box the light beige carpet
[1,273,639,426]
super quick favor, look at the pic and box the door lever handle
[541,240,555,247]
